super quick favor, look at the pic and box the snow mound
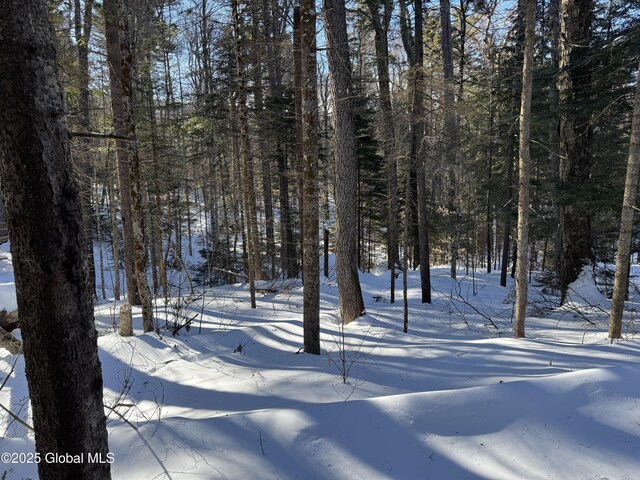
[563,266,609,308]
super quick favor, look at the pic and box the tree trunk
[514,0,536,339]
[366,0,398,302]
[104,0,153,332]
[0,2,111,477]
[301,0,321,354]
[74,0,97,302]
[413,0,431,303]
[323,0,366,323]
[294,4,305,278]
[232,0,261,309]
[558,0,594,302]
[609,60,640,339]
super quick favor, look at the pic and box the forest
[0,0,639,478]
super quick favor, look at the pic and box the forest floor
[1,245,640,479]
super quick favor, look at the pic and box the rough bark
[439,0,459,279]
[232,0,261,309]
[301,0,321,354]
[74,0,97,302]
[558,0,594,302]
[294,4,305,276]
[323,0,366,322]
[104,0,153,333]
[514,0,536,339]
[608,60,640,339]
[366,0,398,302]
[0,2,111,477]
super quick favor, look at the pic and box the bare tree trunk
[609,60,640,339]
[294,4,305,278]
[74,0,97,302]
[323,0,366,323]
[514,0,536,339]
[104,0,153,333]
[366,0,398,302]
[558,0,595,302]
[301,0,320,354]
[0,2,111,477]
[548,0,562,274]
[232,0,262,309]
[413,0,431,304]
[439,0,459,279]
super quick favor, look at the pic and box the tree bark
[0,2,111,477]
[104,0,154,332]
[74,0,97,302]
[366,0,398,303]
[413,0,431,303]
[323,0,366,323]
[514,0,536,339]
[301,0,321,354]
[232,0,262,309]
[558,0,595,302]
[608,60,640,339]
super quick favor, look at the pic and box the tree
[323,0,366,323]
[365,0,399,303]
[73,0,98,302]
[232,0,261,308]
[413,0,431,304]
[608,60,640,339]
[301,0,321,354]
[557,0,595,301]
[104,0,154,332]
[514,0,536,339]
[0,1,111,478]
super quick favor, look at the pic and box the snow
[1,254,640,479]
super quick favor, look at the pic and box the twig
[259,431,265,455]
[104,404,138,431]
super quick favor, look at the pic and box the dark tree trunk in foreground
[0,2,111,478]
[609,60,640,339]
[301,0,320,354]
[323,0,366,323]
[558,0,594,302]
[514,0,536,339]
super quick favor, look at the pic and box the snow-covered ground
[1,251,640,479]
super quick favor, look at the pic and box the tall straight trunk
[294,4,305,276]
[439,0,459,279]
[366,0,398,302]
[558,0,594,302]
[609,60,640,339]
[108,181,121,300]
[0,2,111,477]
[104,0,153,331]
[232,0,263,299]
[74,0,97,302]
[323,0,366,322]
[548,0,562,273]
[301,0,321,354]
[501,0,526,288]
[514,0,536,339]
[412,0,431,303]
[251,5,276,279]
